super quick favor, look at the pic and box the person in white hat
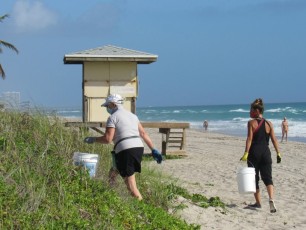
[84,94,162,200]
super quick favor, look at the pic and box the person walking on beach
[84,94,162,200]
[281,117,289,142]
[240,98,281,213]
[203,120,208,131]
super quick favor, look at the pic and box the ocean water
[54,102,306,143]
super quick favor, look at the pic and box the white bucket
[73,152,99,178]
[237,167,256,194]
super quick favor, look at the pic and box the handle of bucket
[237,160,255,170]
[247,160,255,168]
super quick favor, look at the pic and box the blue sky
[1,0,306,108]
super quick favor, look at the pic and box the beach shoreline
[54,101,306,144]
[145,128,306,230]
[61,115,306,144]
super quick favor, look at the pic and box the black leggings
[248,146,273,189]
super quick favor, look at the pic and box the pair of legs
[124,174,142,200]
[108,167,142,200]
[281,130,288,142]
[252,165,277,212]
[253,184,274,205]
[109,147,143,200]
[248,153,276,212]
[253,184,276,213]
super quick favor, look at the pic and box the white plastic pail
[237,167,256,194]
[73,152,99,178]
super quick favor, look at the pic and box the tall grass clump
[0,110,202,229]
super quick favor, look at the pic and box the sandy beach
[145,128,306,230]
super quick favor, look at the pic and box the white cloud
[12,0,58,33]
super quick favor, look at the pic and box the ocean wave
[57,110,81,114]
[190,119,306,141]
[266,108,283,113]
[161,111,172,114]
[54,102,306,142]
[143,110,157,113]
[233,117,250,122]
[186,110,198,113]
[229,109,249,113]
[265,107,299,113]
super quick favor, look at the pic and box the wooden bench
[141,122,189,156]
[65,121,106,134]
[65,121,190,156]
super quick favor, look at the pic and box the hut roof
[64,45,158,64]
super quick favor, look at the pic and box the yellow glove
[277,152,281,163]
[240,152,249,161]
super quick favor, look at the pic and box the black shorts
[115,147,144,177]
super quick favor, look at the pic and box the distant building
[0,91,30,111]
[0,91,20,108]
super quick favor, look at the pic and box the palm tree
[0,14,19,79]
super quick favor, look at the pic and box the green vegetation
[0,110,225,229]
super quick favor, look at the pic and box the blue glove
[152,149,162,164]
[84,137,96,144]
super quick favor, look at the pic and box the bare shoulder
[266,119,273,126]
[248,119,255,123]
[248,119,257,129]
[265,119,274,132]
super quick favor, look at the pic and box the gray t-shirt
[106,106,143,153]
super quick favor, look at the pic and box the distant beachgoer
[240,98,281,213]
[84,94,162,200]
[281,117,288,142]
[203,120,208,131]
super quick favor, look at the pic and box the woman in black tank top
[241,98,281,213]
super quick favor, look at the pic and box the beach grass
[0,110,224,229]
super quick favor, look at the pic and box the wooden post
[181,128,186,150]
[159,128,170,155]
[162,137,167,155]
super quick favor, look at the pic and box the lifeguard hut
[64,45,189,156]
[63,45,157,122]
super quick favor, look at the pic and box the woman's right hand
[240,152,248,161]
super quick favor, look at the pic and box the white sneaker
[269,199,277,213]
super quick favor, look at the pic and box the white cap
[101,94,124,107]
